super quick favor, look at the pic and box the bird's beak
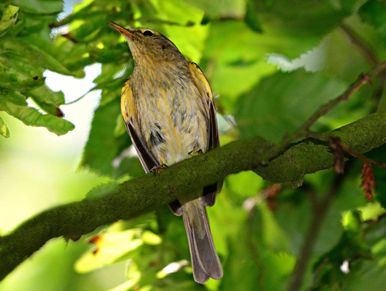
[109,22,135,40]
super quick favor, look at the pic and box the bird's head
[110,22,184,66]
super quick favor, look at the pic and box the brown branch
[288,174,345,291]
[339,140,386,169]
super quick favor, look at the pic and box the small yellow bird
[110,22,222,283]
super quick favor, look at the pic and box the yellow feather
[188,62,213,102]
[121,80,136,123]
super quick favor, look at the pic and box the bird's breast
[131,69,209,165]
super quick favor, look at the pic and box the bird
[110,22,223,283]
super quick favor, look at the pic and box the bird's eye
[142,30,153,36]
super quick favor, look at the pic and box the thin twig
[293,73,371,140]
[340,23,386,111]
[340,23,379,66]
[306,133,386,170]
[338,140,386,169]
[266,61,386,164]
[288,174,345,291]
[372,62,386,77]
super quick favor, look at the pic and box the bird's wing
[188,62,219,150]
[121,80,160,173]
[188,62,221,206]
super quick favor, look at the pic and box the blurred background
[1,0,386,290]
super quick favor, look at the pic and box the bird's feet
[150,164,167,175]
[188,149,203,156]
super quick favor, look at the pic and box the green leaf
[311,213,386,290]
[113,157,144,178]
[377,89,386,112]
[247,0,355,58]
[359,0,386,44]
[185,0,245,19]
[202,21,276,108]
[220,204,295,290]
[244,0,262,33]
[1,37,72,75]
[0,89,26,105]
[226,171,263,199]
[0,4,19,36]
[10,0,63,14]
[75,228,152,273]
[0,53,44,89]
[25,84,66,117]
[358,202,386,223]
[22,40,73,75]
[366,143,386,209]
[0,115,10,138]
[0,99,74,135]
[235,70,347,142]
[142,0,209,62]
[80,98,131,177]
[340,260,386,291]
[201,0,357,114]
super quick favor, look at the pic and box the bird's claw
[150,164,167,175]
[188,149,203,156]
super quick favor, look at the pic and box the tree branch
[1,111,386,280]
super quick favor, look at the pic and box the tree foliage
[1,0,386,290]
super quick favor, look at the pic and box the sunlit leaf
[75,229,144,273]
[0,115,10,138]
[0,98,74,135]
[0,4,19,36]
[186,0,245,18]
[141,230,162,245]
[27,84,65,107]
[359,202,386,222]
[107,264,141,291]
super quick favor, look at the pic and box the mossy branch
[1,111,386,280]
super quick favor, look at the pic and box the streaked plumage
[111,22,222,283]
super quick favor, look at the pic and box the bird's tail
[182,198,223,283]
